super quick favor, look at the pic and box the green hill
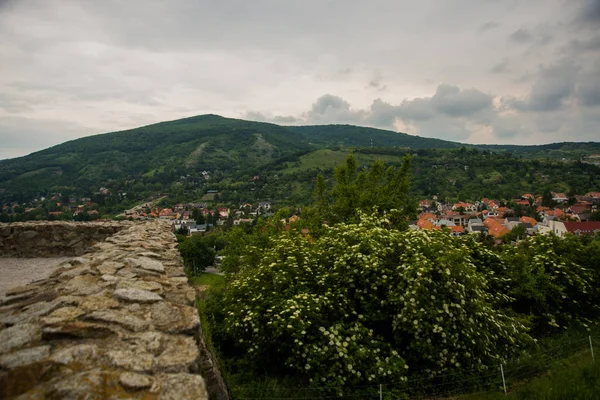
[0,114,599,205]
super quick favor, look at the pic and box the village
[3,188,600,241]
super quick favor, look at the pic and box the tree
[541,191,555,207]
[208,214,533,389]
[318,153,416,228]
[178,236,216,276]
[589,210,600,221]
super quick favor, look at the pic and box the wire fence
[231,335,597,399]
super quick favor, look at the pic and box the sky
[1,0,599,159]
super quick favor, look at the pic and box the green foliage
[501,235,598,334]
[208,214,533,389]
[318,153,416,227]
[177,235,216,276]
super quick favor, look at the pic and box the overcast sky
[1,0,599,159]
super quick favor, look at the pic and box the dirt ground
[0,257,71,298]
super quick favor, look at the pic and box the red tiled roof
[520,216,537,227]
[563,222,600,234]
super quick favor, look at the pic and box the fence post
[379,383,382,400]
[589,335,595,362]
[500,364,507,396]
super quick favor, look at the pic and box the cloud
[576,0,600,26]
[490,61,509,74]
[504,60,579,111]
[509,28,534,43]
[479,21,499,32]
[429,84,493,117]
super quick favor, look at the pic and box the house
[419,199,432,210]
[519,216,537,227]
[233,218,254,226]
[417,219,435,230]
[218,208,230,218]
[258,201,272,211]
[467,218,485,233]
[562,221,600,236]
[483,217,510,238]
[551,192,568,203]
[450,226,465,236]
[452,202,476,212]
[435,219,456,227]
[418,212,437,222]
[521,194,535,200]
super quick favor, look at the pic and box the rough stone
[5,285,39,297]
[97,261,124,275]
[125,257,165,273]
[19,230,39,240]
[114,288,163,303]
[42,321,115,339]
[152,373,208,400]
[151,302,200,333]
[63,275,102,296]
[119,371,153,390]
[108,350,154,372]
[40,306,85,325]
[58,265,92,279]
[86,309,149,332]
[0,346,51,369]
[80,295,120,312]
[46,370,108,399]
[0,323,41,354]
[155,335,199,372]
[50,344,98,365]
[117,279,163,294]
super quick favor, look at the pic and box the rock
[116,269,137,279]
[155,335,199,372]
[138,251,161,259]
[5,285,38,297]
[80,295,120,312]
[0,323,41,355]
[40,306,85,325]
[1,291,38,306]
[123,331,163,355]
[46,370,108,399]
[119,372,153,390]
[151,302,200,333]
[0,297,79,325]
[58,266,92,279]
[42,321,115,339]
[108,350,154,372]
[97,261,124,275]
[114,288,163,303]
[100,274,119,283]
[125,257,165,273]
[86,309,149,332]
[63,275,102,296]
[153,373,208,400]
[19,230,39,240]
[0,346,51,369]
[50,344,98,365]
[117,279,163,294]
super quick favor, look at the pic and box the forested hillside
[1,114,599,207]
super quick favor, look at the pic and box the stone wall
[0,220,229,399]
[0,221,125,257]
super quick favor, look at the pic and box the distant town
[3,187,599,241]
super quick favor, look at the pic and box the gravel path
[0,257,71,298]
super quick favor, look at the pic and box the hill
[0,114,599,207]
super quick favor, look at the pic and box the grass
[189,272,226,288]
[458,353,600,400]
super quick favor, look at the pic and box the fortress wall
[0,220,229,399]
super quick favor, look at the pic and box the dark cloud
[577,62,600,106]
[509,28,533,43]
[367,72,387,91]
[479,21,498,32]
[429,84,493,117]
[490,61,508,74]
[506,60,579,111]
[309,94,351,115]
[576,0,600,26]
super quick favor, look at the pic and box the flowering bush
[212,213,533,387]
[502,235,598,334]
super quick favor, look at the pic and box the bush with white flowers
[212,213,534,387]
